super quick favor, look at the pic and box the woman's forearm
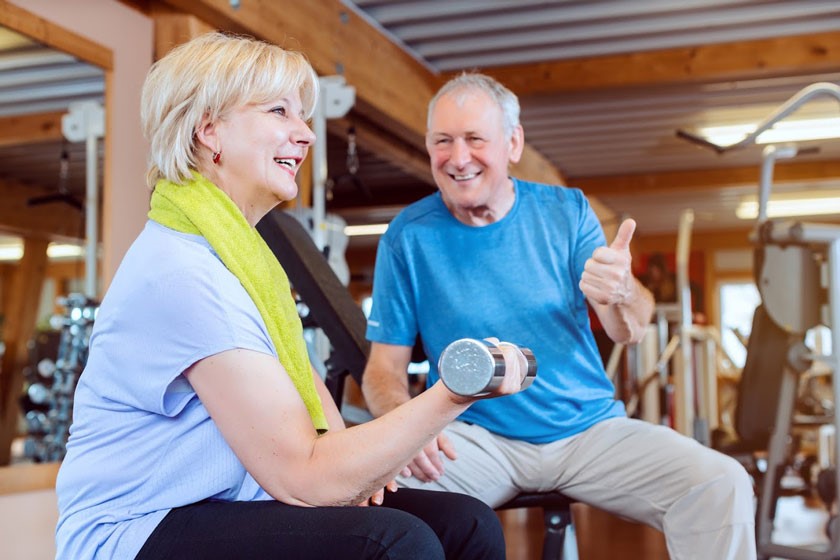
[270,382,469,506]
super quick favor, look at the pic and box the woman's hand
[481,337,529,397]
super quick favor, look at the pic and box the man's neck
[450,177,516,226]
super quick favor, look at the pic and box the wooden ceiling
[1,0,840,247]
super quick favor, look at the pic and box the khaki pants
[397,417,756,560]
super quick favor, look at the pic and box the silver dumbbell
[438,338,537,396]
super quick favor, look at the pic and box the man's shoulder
[387,192,445,235]
[513,177,587,207]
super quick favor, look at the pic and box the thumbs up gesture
[579,219,637,306]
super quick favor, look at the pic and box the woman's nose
[293,117,316,146]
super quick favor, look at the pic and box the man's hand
[358,478,399,506]
[579,218,637,306]
[405,433,458,482]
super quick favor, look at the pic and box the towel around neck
[148,171,328,433]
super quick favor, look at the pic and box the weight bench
[257,209,576,560]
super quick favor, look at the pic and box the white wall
[8,0,154,292]
[0,489,57,559]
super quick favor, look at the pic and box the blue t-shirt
[55,221,276,560]
[366,179,625,444]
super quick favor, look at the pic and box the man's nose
[449,138,470,167]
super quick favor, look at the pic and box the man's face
[425,89,523,222]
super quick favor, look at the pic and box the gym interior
[1,1,840,559]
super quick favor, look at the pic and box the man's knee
[707,452,753,495]
[679,450,755,524]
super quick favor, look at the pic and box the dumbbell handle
[438,338,537,397]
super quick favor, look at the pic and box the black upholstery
[735,304,794,450]
[258,209,574,559]
[256,210,368,403]
[713,304,794,484]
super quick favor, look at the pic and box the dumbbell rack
[22,293,98,462]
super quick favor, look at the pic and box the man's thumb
[611,219,636,251]
[438,433,458,460]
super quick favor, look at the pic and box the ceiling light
[344,223,389,237]
[700,117,840,146]
[0,245,23,261]
[0,242,85,262]
[736,194,840,220]
[48,244,85,259]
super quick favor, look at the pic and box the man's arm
[580,218,655,344]
[362,341,458,482]
[361,341,414,417]
[589,278,654,344]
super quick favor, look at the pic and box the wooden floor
[498,503,668,560]
[498,495,831,560]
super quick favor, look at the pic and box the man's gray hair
[427,72,520,138]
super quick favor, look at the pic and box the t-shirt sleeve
[571,189,607,280]
[365,235,418,346]
[85,258,274,417]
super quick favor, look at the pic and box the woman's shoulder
[106,221,253,317]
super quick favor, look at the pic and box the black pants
[135,488,505,559]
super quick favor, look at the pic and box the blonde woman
[55,33,525,560]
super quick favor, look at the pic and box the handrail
[676,82,840,154]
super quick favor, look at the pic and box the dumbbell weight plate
[438,338,507,396]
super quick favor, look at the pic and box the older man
[362,72,756,560]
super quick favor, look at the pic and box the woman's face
[211,89,314,217]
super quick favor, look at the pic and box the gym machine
[680,82,840,559]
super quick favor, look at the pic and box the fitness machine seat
[257,208,575,560]
[497,492,576,560]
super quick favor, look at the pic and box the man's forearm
[362,368,413,418]
[601,279,654,344]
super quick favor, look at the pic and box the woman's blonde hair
[140,32,319,188]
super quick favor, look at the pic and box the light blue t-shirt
[55,221,276,560]
[366,179,625,444]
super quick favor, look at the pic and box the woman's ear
[194,115,219,154]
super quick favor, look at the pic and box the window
[718,282,761,368]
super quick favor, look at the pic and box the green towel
[148,171,328,433]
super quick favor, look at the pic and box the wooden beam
[513,146,566,186]
[159,0,438,148]
[328,117,433,186]
[328,117,573,190]
[0,111,64,148]
[636,228,753,254]
[0,238,48,465]
[571,160,840,197]
[153,10,214,60]
[480,31,840,95]
[0,178,85,241]
[0,0,113,70]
